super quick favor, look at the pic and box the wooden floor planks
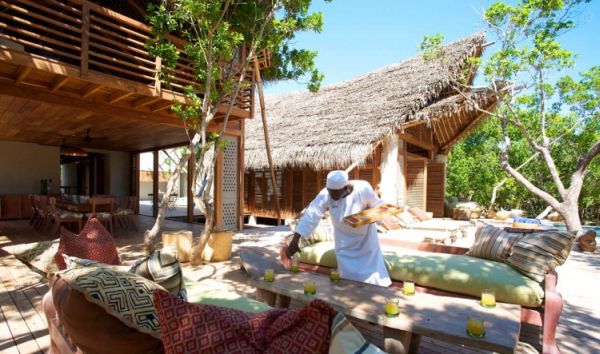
[0,250,49,354]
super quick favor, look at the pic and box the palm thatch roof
[245,32,496,170]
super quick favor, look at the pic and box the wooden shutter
[405,159,426,210]
[426,162,445,217]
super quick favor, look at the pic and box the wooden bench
[241,250,521,354]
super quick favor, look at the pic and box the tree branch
[569,140,600,197]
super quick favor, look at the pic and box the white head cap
[326,170,349,190]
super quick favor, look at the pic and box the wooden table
[55,200,93,213]
[240,250,521,354]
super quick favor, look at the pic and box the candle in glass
[330,269,340,281]
[304,281,316,295]
[402,281,415,295]
[290,259,300,273]
[384,298,400,317]
[466,317,485,337]
[264,268,275,282]
[481,289,496,308]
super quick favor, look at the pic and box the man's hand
[281,233,301,268]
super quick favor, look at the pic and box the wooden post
[187,153,195,223]
[80,3,90,78]
[253,59,281,225]
[152,150,159,217]
[380,134,400,205]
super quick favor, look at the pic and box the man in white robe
[285,170,391,287]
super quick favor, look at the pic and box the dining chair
[48,197,83,235]
[86,196,115,235]
[114,196,137,231]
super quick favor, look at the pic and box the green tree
[422,0,599,235]
[144,0,331,259]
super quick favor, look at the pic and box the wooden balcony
[0,0,259,151]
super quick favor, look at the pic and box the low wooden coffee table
[241,250,521,354]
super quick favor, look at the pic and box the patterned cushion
[54,217,120,270]
[154,290,335,354]
[2,239,60,275]
[467,224,524,261]
[57,267,164,339]
[330,312,385,353]
[396,210,418,225]
[129,249,186,300]
[62,255,129,272]
[58,210,84,219]
[114,208,133,216]
[288,217,334,249]
[506,230,576,282]
[85,212,112,219]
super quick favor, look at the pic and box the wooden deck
[0,216,598,354]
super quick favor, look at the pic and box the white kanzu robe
[295,180,392,287]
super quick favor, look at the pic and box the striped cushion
[467,224,524,261]
[129,249,186,300]
[506,230,575,282]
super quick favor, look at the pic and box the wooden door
[405,158,427,210]
[426,162,445,217]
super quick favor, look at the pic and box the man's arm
[286,232,301,258]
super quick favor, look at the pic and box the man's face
[327,185,350,201]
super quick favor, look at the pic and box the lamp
[60,139,88,157]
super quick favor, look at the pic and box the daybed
[281,226,573,354]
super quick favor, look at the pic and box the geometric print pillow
[505,230,575,282]
[54,217,120,270]
[57,267,165,339]
[129,249,186,300]
[154,290,335,354]
[467,224,524,262]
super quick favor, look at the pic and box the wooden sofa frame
[281,239,563,354]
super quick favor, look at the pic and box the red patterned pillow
[54,217,120,270]
[154,289,335,354]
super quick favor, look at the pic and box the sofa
[281,226,574,354]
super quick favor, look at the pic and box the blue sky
[264,0,600,95]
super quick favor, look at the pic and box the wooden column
[254,59,281,225]
[187,153,195,223]
[380,134,400,205]
[152,150,159,217]
[80,3,90,78]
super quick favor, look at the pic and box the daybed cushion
[54,218,120,270]
[298,242,544,307]
[184,280,272,313]
[506,230,575,282]
[408,206,432,221]
[2,239,60,274]
[52,276,164,354]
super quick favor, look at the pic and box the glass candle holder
[330,269,340,282]
[384,298,400,317]
[264,268,275,282]
[304,281,316,295]
[402,281,415,296]
[481,289,496,308]
[290,259,300,273]
[466,316,485,338]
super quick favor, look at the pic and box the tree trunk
[558,201,583,236]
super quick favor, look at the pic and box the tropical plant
[144,0,331,260]
[422,0,599,235]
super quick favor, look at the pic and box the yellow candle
[481,289,496,308]
[384,299,399,317]
[304,281,316,295]
[403,281,415,296]
[264,269,274,282]
[330,270,340,281]
[290,260,300,273]
[466,317,485,337]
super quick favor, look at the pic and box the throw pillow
[54,217,120,270]
[408,206,432,221]
[467,224,524,262]
[3,239,60,275]
[396,210,417,225]
[129,249,186,300]
[506,230,576,282]
[154,290,335,354]
[51,276,164,354]
[288,217,334,249]
[56,267,164,339]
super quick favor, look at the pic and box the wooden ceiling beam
[0,81,185,128]
[397,132,438,152]
[108,90,133,104]
[14,66,32,83]
[81,84,103,98]
[132,96,162,109]
[49,76,69,92]
[439,102,497,153]
[151,101,174,112]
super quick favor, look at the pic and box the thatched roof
[245,32,494,170]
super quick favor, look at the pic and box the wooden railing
[0,0,253,111]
